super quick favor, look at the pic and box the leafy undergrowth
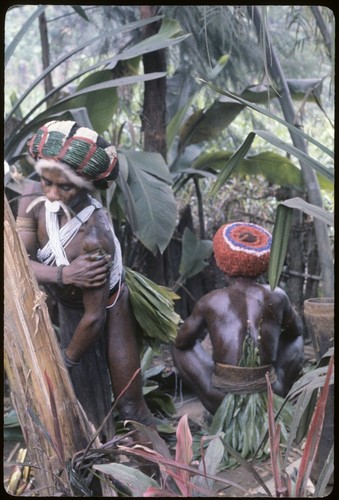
[4,347,333,497]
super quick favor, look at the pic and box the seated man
[16,120,156,443]
[173,221,304,415]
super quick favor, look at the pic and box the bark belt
[212,362,277,394]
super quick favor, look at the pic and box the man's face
[40,167,81,205]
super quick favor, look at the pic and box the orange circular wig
[213,222,272,277]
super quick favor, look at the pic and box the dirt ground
[3,341,329,497]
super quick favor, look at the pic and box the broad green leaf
[280,197,334,226]
[286,363,334,400]
[179,96,244,150]
[254,130,334,183]
[198,80,334,160]
[193,436,224,490]
[115,156,139,231]
[284,389,317,461]
[268,203,293,290]
[286,78,323,102]
[178,228,213,280]
[148,392,176,417]
[141,346,155,373]
[192,150,333,192]
[34,72,167,119]
[143,384,159,396]
[6,73,166,160]
[108,18,190,63]
[121,150,177,254]
[93,463,158,496]
[167,98,194,152]
[177,108,205,152]
[13,56,117,128]
[240,79,323,104]
[208,132,256,199]
[54,70,119,134]
[5,15,163,121]
[240,83,280,104]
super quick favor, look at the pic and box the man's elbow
[175,336,195,350]
[84,311,106,335]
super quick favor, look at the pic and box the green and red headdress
[28,120,119,189]
[213,222,272,277]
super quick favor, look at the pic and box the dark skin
[173,276,304,414]
[17,168,155,432]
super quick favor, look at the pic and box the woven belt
[212,362,277,394]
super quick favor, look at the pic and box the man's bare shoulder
[262,284,289,305]
[83,208,115,254]
[196,288,231,310]
[202,288,231,300]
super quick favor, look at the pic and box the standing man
[173,221,304,415]
[16,120,156,442]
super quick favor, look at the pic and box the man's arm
[273,290,304,396]
[175,301,206,350]
[16,182,110,288]
[62,218,115,363]
[280,293,304,341]
[64,283,110,362]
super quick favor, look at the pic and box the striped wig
[28,120,119,189]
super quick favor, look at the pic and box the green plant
[92,414,248,496]
[201,83,334,290]
[140,346,177,421]
[5,9,187,258]
[265,353,334,497]
[208,333,292,469]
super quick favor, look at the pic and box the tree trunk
[248,6,334,297]
[39,12,54,101]
[140,5,169,284]
[4,196,99,495]
[140,5,167,158]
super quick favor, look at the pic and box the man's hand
[62,251,112,288]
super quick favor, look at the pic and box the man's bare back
[173,222,304,414]
[176,278,299,366]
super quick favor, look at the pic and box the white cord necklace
[37,199,96,266]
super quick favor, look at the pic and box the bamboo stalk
[4,195,99,495]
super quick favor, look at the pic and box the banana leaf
[198,80,333,160]
[120,150,177,255]
[178,228,213,281]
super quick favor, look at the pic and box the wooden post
[4,196,99,495]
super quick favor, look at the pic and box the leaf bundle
[125,267,181,351]
[210,333,292,467]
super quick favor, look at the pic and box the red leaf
[174,414,193,495]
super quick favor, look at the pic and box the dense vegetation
[4,6,334,496]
